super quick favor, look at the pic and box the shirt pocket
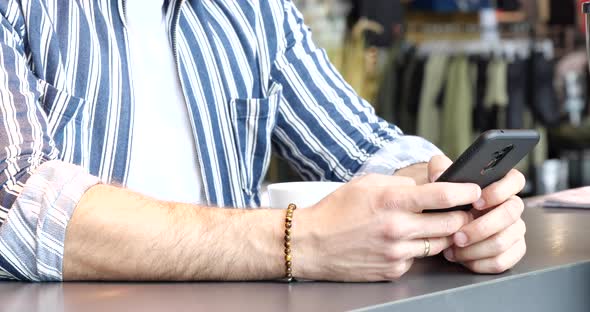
[229,82,282,205]
[40,81,86,135]
[39,81,88,163]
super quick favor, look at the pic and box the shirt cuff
[0,160,100,281]
[356,136,443,176]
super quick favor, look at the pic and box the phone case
[428,129,540,213]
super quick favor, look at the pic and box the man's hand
[64,155,519,282]
[393,162,429,185]
[428,155,528,274]
[294,174,481,281]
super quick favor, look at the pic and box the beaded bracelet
[284,203,296,282]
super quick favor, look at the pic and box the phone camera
[481,145,514,175]
[502,145,514,153]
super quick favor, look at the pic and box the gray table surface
[1,202,590,312]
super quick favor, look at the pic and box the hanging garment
[507,58,528,129]
[473,55,491,131]
[396,50,424,134]
[537,0,551,23]
[375,47,400,123]
[484,58,509,109]
[403,57,427,135]
[441,56,474,160]
[417,55,450,146]
[340,19,384,102]
[529,51,560,127]
[484,58,509,129]
[555,50,587,113]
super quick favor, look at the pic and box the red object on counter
[579,1,590,33]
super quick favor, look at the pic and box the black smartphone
[425,129,540,213]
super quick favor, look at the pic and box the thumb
[428,155,453,183]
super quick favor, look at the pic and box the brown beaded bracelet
[284,203,296,282]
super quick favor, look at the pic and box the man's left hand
[396,155,527,274]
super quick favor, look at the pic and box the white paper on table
[542,187,590,209]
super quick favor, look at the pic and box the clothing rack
[374,39,561,195]
[417,38,554,60]
[408,22,532,36]
[405,11,533,44]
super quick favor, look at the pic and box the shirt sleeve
[355,136,443,176]
[0,2,99,281]
[270,1,442,181]
[0,161,100,281]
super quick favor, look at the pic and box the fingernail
[454,232,468,247]
[473,198,486,209]
[444,249,455,262]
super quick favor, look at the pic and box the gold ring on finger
[422,238,431,258]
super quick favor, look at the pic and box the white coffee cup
[267,181,344,209]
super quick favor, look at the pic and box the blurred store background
[268,0,590,197]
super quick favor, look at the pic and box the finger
[383,259,414,281]
[461,239,527,274]
[428,155,453,182]
[473,169,526,210]
[445,219,526,262]
[454,196,524,247]
[405,210,471,239]
[383,182,481,212]
[393,163,430,185]
[388,237,455,260]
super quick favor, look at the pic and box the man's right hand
[293,174,482,282]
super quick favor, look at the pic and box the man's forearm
[63,184,289,281]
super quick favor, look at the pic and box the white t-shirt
[124,0,205,204]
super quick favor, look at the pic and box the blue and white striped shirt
[0,0,441,281]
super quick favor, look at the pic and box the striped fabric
[0,0,440,281]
